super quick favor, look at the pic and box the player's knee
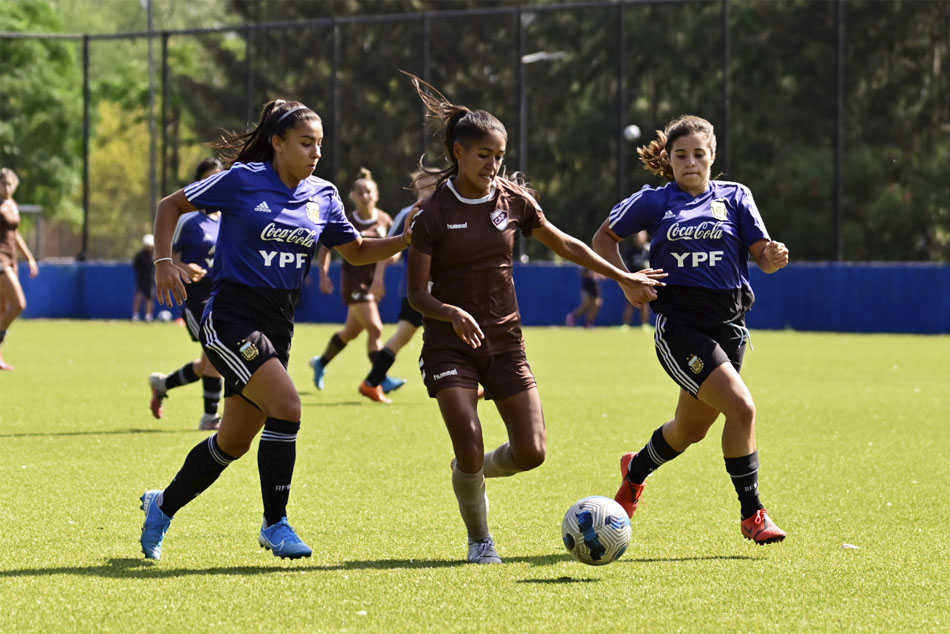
[263,393,301,422]
[731,396,756,428]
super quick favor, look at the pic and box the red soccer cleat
[615,452,646,518]
[358,381,392,404]
[741,509,786,545]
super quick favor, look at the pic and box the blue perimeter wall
[17,261,950,334]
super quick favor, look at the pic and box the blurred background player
[148,157,225,430]
[357,169,438,400]
[0,167,39,371]
[132,233,156,321]
[139,99,414,561]
[592,114,789,545]
[309,168,402,403]
[565,267,603,328]
[404,73,665,564]
[621,230,652,330]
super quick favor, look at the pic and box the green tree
[0,1,83,227]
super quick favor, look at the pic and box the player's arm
[749,238,789,274]
[153,189,198,306]
[334,207,417,266]
[406,248,483,349]
[592,220,628,272]
[14,231,38,278]
[534,221,666,307]
[315,245,334,293]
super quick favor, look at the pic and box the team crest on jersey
[490,209,509,231]
[711,200,728,221]
[687,354,704,374]
[238,340,259,361]
[306,201,321,224]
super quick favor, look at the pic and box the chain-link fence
[2,0,947,262]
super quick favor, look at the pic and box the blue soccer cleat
[309,356,326,390]
[140,489,172,560]
[259,517,313,559]
[380,375,407,394]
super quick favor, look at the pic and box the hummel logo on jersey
[254,201,272,213]
[662,210,675,220]
[447,223,468,230]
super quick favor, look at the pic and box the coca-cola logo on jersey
[666,221,724,242]
[260,222,317,248]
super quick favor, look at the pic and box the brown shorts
[419,344,536,401]
[341,275,374,305]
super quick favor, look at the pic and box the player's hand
[185,262,207,283]
[450,306,484,349]
[319,273,334,294]
[27,257,38,278]
[155,260,190,306]
[620,268,667,308]
[370,278,385,301]
[401,201,424,248]
[762,240,789,270]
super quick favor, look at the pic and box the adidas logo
[662,210,675,220]
[254,201,272,213]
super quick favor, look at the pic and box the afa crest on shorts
[239,340,259,361]
[306,201,321,224]
[687,354,704,374]
[711,200,728,221]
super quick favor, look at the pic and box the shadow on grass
[0,558,344,579]
[339,553,567,570]
[626,555,757,563]
[518,577,599,584]
[0,428,195,439]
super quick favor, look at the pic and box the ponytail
[213,99,321,166]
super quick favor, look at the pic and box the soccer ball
[156,310,173,322]
[562,496,631,566]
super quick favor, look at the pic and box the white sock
[452,465,490,542]
[483,443,521,478]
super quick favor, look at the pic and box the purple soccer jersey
[608,180,769,290]
[172,211,219,274]
[183,162,359,290]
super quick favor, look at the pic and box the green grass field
[0,320,947,632]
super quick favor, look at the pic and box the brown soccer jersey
[340,209,392,304]
[411,178,546,354]
[0,200,20,269]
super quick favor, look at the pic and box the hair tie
[276,105,309,125]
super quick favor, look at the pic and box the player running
[593,114,789,545]
[140,99,414,560]
[404,73,665,564]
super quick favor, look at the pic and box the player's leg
[139,394,260,559]
[365,298,420,393]
[195,351,223,430]
[487,387,547,477]
[351,301,392,402]
[0,268,26,369]
[310,309,361,390]
[437,385,500,563]
[698,363,784,543]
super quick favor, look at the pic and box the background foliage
[1,0,947,260]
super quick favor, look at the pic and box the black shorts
[581,277,600,298]
[653,314,747,398]
[398,297,423,328]
[199,306,292,397]
[419,344,536,401]
[182,280,212,342]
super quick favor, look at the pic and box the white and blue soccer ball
[156,310,173,322]
[562,496,631,566]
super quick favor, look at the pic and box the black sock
[725,451,764,520]
[258,417,300,527]
[318,334,347,367]
[0,330,6,344]
[164,362,199,390]
[366,347,396,387]
[160,434,236,517]
[202,376,223,415]
[627,426,682,484]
